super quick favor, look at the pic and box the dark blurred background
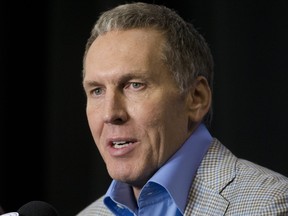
[1,0,288,215]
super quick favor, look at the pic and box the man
[77,2,288,215]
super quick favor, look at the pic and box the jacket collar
[184,138,236,215]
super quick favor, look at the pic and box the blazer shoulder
[236,157,288,192]
[225,152,288,214]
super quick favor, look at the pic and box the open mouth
[112,141,135,149]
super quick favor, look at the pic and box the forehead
[84,29,168,80]
[91,28,164,51]
[86,29,164,65]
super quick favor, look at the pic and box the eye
[129,82,144,89]
[92,87,103,96]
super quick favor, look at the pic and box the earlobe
[187,76,211,123]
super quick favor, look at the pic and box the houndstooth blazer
[76,138,288,215]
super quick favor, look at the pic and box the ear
[186,76,212,123]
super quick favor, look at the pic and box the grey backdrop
[1,0,288,215]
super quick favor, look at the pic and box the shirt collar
[148,123,212,213]
[105,123,212,214]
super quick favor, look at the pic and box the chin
[108,168,134,181]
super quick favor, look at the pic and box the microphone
[1,201,59,216]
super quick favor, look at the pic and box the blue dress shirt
[103,123,212,215]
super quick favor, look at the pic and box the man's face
[83,29,192,188]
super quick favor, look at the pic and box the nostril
[112,117,125,125]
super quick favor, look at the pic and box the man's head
[82,2,213,197]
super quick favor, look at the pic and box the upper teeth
[112,141,130,149]
[113,141,127,145]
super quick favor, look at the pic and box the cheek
[86,106,102,140]
[86,109,109,160]
[137,96,188,149]
[139,97,184,126]
[131,101,165,128]
[132,99,174,153]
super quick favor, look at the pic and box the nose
[103,90,128,124]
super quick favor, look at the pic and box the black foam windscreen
[17,201,58,216]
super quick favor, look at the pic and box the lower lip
[107,142,138,157]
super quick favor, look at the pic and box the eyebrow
[82,80,99,89]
